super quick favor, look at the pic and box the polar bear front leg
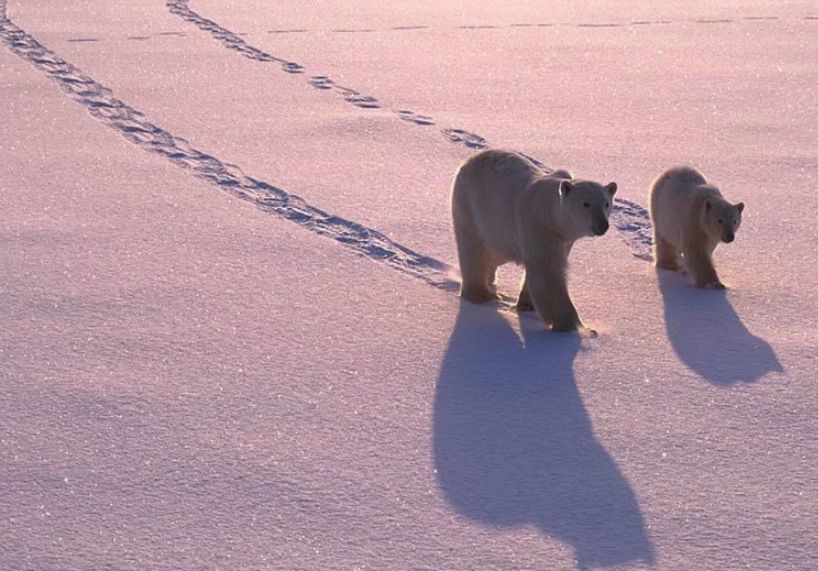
[525,248,583,331]
[526,267,582,332]
[684,236,724,289]
[514,275,535,312]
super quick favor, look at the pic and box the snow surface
[1,1,817,569]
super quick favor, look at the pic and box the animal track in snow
[157,2,512,153]
[166,0,304,74]
[608,199,654,262]
[339,90,380,109]
[441,129,488,149]
[18,0,807,271]
[307,75,380,108]
[162,1,813,171]
[576,23,622,28]
[0,3,459,295]
[332,28,374,34]
[309,75,334,90]
[160,1,658,262]
[168,0,383,110]
[398,110,435,126]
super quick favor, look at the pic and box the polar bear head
[560,180,618,237]
[703,197,744,243]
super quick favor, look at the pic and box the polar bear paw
[460,288,499,304]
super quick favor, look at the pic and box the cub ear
[560,180,574,197]
[735,202,745,213]
[605,182,617,197]
[704,199,711,212]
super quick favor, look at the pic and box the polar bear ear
[605,182,617,197]
[735,202,745,213]
[560,180,574,197]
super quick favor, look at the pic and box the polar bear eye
[605,202,610,208]
[717,219,724,224]
[583,202,591,208]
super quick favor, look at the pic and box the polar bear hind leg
[654,232,681,271]
[454,219,498,303]
[514,275,535,312]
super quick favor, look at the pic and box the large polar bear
[451,149,617,332]
[649,166,744,289]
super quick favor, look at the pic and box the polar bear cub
[649,166,744,289]
[451,149,617,332]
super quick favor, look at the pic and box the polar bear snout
[592,219,610,236]
[723,232,735,243]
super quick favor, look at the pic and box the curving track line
[0,0,460,294]
[165,0,654,261]
[166,0,304,74]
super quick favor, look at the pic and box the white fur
[451,149,616,332]
[649,166,744,289]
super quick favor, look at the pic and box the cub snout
[723,233,735,243]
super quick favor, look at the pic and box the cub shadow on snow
[433,303,655,570]
[658,271,783,385]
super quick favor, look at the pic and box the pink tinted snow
[2,0,817,570]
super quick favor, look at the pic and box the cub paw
[700,281,726,290]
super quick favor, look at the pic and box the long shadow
[658,271,783,385]
[433,303,655,570]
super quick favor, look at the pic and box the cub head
[703,198,744,243]
[560,180,617,237]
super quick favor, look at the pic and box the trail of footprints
[10,1,799,288]
[398,110,435,126]
[165,0,303,74]
[0,3,460,295]
[57,13,815,44]
[308,75,379,108]
[1,0,657,277]
[258,15,812,33]
[165,0,654,261]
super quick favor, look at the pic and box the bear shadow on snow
[433,302,655,571]
[658,271,783,385]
